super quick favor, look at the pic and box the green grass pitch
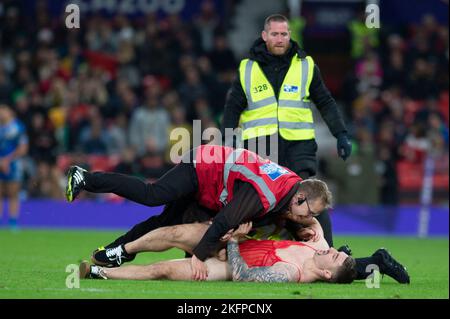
[0,229,448,299]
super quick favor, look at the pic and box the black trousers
[85,161,198,207]
[84,159,203,249]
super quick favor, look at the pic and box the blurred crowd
[325,13,449,205]
[0,0,237,200]
[0,1,448,204]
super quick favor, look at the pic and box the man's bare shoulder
[271,262,301,283]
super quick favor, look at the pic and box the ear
[321,269,332,281]
[262,30,268,42]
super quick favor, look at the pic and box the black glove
[336,132,352,161]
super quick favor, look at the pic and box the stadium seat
[57,154,74,172]
[397,161,423,190]
[397,160,449,191]
[87,155,120,172]
[439,91,449,123]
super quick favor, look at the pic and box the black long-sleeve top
[192,179,300,261]
[222,38,347,139]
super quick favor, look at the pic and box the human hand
[297,227,319,242]
[217,248,227,261]
[191,254,209,281]
[230,222,253,241]
[0,158,10,174]
[220,229,234,242]
[336,133,352,161]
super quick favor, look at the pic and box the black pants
[84,159,201,249]
[243,135,318,177]
[85,161,198,207]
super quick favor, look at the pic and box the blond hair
[297,179,333,209]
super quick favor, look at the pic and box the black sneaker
[91,244,136,268]
[373,248,410,284]
[337,244,353,256]
[66,166,87,202]
[79,261,107,279]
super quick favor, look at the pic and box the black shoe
[79,261,107,279]
[91,244,136,268]
[373,248,410,284]
[337,244,353,256]
[66,166,87,202]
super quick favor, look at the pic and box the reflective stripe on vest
[239,54,315,141]
[219,148,277,210]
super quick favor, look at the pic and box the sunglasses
[297,197,320,218]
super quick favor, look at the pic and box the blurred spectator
[114,146,140,177]
[405,58,439,100]
[178,66,208,118]
[128,93,170,155]
[376,143,399,205]
[355,51,383,98]
[138,140,171,181]
[105,113,128,155]
[196,55,226,118]
[208,33,236,74]
[167,105,192,164]
[0,65,12,104]
[194,0,220,52]
[401,123,430,163]
[347,10,379,59]
[27,160,64,199]
[104,79,137,119]
[428,112,449,146]
[28,112,57,163]
[0,104,28,229]
[86,17,118,52]
[80,121,108,155]
[193,97,215,128]
[414,97,446,127]
[0,5,25,50]
[383,49,406,90]
[78,108,108,155]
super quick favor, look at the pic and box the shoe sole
[91,250,117,268]
[91,255,113,267]
[66,167,74,202]
[378,249,410,284]
[79,261,90,279]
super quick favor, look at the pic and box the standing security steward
[222,14,352,247]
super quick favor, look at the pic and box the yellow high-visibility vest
[348,21,379,59]
[238,54,315,141]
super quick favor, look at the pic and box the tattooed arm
[226,239,299,283]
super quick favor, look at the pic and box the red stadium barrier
[57,154,120,172]
[397,160,449,190]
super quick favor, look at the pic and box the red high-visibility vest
[194,145,301,215]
